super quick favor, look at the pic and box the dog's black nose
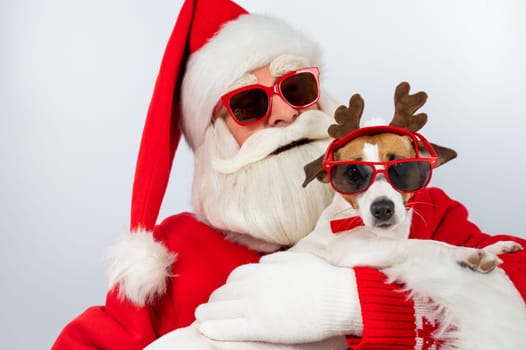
[370,199,395,222]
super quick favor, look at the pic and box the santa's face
[191,61,335,252]
[224,65,320,145]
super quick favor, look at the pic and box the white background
[2,0,525,348]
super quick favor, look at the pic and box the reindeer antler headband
[303,82,437,187]
[328,81,428,138]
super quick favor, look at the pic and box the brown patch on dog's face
[336,133,415,162]
[334,133,417,207]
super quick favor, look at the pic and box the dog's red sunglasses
[322,126,439,195]
[213,67,320,126]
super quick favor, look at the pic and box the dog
[292,82,522,275]
[280,82,526,349]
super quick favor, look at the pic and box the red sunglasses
[213,67,320,126]
[322,126,439,195]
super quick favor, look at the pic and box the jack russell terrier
[293,82,522,273]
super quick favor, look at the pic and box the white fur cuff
[106,230,176,306]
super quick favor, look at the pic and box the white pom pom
[106,231,176,306]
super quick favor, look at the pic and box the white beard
[192,110,335,252]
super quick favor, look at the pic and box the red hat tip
[130,0,248,231]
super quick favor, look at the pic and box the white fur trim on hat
[181,14,322,149]
[106,231,176,306]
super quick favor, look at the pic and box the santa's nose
[267,94,298,127]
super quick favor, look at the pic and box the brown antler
[303,94,364,188]
[390,82,428,132]
[328,94,365,138]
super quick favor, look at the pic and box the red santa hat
[130,0,322,232]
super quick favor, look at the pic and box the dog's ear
[418,141,457,167]
[303,155,329,187]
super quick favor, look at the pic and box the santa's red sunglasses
[323,126,439,195]
[213,67,320,126]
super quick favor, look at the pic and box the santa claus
[52,0,526,349]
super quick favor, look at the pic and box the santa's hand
[196,251,362,344]
[144,321,348,350]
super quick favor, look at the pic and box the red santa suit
[52,187,526,349]
[51,0,526,348]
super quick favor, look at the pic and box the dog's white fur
[294,142,518,271]
[292,141,526,349]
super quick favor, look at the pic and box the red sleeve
[410,187,526,302]
[51,289,156,350]
[346,268,417,349]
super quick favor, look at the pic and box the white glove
[144,321,349,350]
[196,251,362,344]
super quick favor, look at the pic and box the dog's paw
[484,240,524,255]
[456,248,502,273]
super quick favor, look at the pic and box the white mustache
[212,110,333,174]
